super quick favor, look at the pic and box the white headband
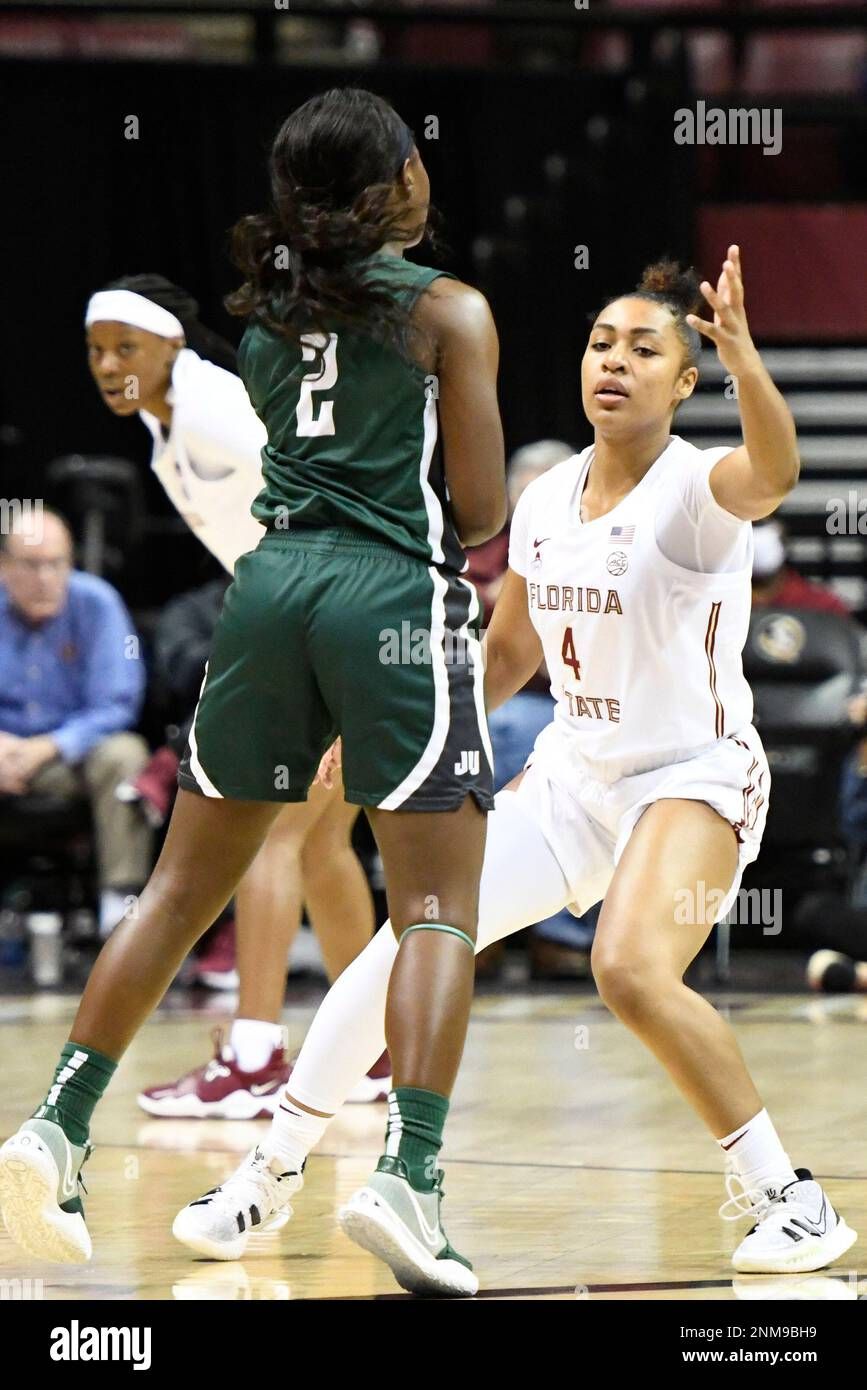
[85,290,185,340]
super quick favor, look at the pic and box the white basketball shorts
[511,722,770,918]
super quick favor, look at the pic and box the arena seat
[741,32,867,95]
[715,606,864,967]
[46,455,146,580]
[390,0,494,64]
[743,606,862,851]
[0,794,95,922]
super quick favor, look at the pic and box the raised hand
[686,245,761,380]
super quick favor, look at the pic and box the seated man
[752,517,851,616]
[0,505,152,936]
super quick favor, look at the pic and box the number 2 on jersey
[296,332,338,437]
[561,626,581,680]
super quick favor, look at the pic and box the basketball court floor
[1,981,865,1300]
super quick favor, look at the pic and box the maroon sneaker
[344,1049,392,1104]
[137,1028,289,1119]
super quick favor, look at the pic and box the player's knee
[592,946,657,1021]
[389,899,478,939]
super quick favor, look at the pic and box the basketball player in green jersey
[0,87,506,1297]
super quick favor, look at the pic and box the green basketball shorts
[177,527,494,811]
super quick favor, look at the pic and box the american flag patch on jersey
[609,525,635,543]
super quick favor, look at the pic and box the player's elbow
[786,452,801,493]
[753,457,801,519]
[458,519,502,548]
[455,497,508,549]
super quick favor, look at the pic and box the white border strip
[456,575,494,776]
[377,568,451,810]
[186,662,223,798]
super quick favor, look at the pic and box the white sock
[229,1019,285,1074]
[717,1108,798,1196]
[285,790,571,1114]
[266,1095,331,1173]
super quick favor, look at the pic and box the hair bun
[637,259,702,318]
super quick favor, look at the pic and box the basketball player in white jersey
[84,276,388,1111]
[173,246,857,1292]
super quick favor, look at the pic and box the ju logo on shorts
[454,750,480,776]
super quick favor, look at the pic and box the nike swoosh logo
[533,537,551,549]
[721,1128,749,1151]
[57,1136,77,1201]
[204,1063,231,1082]
[250,1082,279,1096]
[403,1185,442,1249]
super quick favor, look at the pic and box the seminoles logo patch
[606,550,628,576]
[754,613,807,665]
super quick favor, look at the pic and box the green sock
[385,1086,449,1193]
[32,1042,117,1146]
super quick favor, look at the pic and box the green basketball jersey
[238,254,467,573]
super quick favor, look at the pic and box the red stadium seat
[393,0,494,65]
[742,33,867,94]
[698,205,867,339]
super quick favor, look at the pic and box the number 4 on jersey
[296,332,338,437]
[562,626,581,680]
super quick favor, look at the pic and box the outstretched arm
[688,245,800,521]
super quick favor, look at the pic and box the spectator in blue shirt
[0,506,153,935]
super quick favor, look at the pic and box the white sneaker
[0,1119,92,1264]
[172,1146,303,1261]
[338,1155,478,1297]
[722,1167,858,1274]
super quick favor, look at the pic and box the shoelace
[78,1143,94,1197]
[718,1168,775,1224]
[218,1149,295,1212]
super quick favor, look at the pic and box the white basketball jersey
[140,348,266,574]
[509,436,755,783]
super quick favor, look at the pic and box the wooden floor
[1,985,866,1300]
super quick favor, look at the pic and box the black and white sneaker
[722,1167,857,1274]
[172,1146,303,1261]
